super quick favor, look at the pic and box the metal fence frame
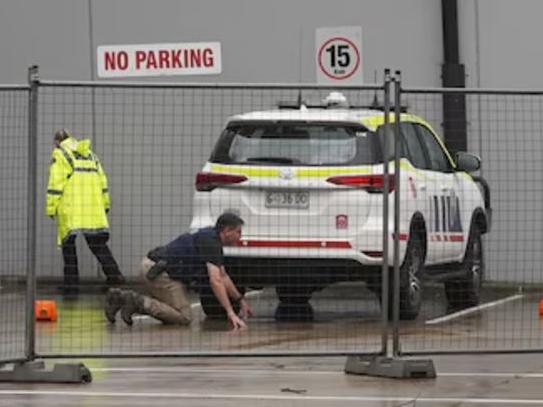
[8,66,392,363]
[398,81,543,356]
[1,67,542,375]
[0,83,30,366]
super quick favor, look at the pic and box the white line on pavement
[1,390,543,404]
[425,294,524,325]
[89,366,543,378]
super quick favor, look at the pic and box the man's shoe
[120,291,144,326]
[104,288,123,324]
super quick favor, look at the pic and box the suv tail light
[326,174,395,193]
[195,172,248,192]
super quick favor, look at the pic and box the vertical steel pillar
[25,65,39,361]
[345,71,436,379]
[392,72,402,356]
[0,67,93,383]
[380,69,391,356]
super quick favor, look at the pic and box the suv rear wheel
[374,228,424,320]
[445,224,484,310]
[275,286,314,322]
[396,230,424,320]
[200,285,242,319]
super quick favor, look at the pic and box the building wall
[1,0,542,283]
[1,0,442,85]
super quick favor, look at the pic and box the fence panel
[0,86,29,363]
[34,83,387,356]
[397,87,543,354]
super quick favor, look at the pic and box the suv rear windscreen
[210,122,380,166]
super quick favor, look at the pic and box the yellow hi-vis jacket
[46,136,110,245]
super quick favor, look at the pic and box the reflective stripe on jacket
[46,136,110,245]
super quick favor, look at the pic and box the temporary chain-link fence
[397,84,543,354]
[0,86,29,363]
[34,80,387,356]
[1,69,542,365]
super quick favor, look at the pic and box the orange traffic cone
[539,299,543,317]
[35,300,58,322]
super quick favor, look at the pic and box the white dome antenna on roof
[324,92,348,108]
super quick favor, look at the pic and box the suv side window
[400,123,428,169]
[375,124,408,162]
[414,124,453,172]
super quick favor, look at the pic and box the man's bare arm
[220,266,243,300]
[220,266,253,319]
[207,262,246,329]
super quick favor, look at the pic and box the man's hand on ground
[228,311,247,330]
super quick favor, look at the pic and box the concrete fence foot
[0,360,92,383]
[345,355,436,379]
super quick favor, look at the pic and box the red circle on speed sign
[318,37,361,80]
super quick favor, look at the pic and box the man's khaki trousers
[139,257,192,325]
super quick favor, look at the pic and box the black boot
[120,291,145,326]
[104,288,124,323]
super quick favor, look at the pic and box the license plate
[265,191,309,209]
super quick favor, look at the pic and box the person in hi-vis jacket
[46,129,125,294]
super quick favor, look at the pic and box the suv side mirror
[454,152,481,173]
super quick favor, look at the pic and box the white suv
[191,93,491,320]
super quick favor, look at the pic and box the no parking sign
[316,26,363,84]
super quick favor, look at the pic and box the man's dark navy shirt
[147,227,224,284]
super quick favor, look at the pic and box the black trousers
[62,232,123,286]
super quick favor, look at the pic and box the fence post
[0,67,92,383]
[25,65,39,361]
[381,69,392,356]
[392,71,402,356]
[345,70,436,379]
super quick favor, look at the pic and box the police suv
[191,92,491,320]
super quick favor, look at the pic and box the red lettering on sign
[190,49,201,67]
[158,50,170,68]
[104,51,128,71]
[102,45,217,74]
[104,52,116,71]
[135,51,146,69]
[203,48,214,67]
[117,51,128,70]
[146,51,157,69]
[171,50,182,68]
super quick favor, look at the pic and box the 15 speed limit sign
[316,26,363,84]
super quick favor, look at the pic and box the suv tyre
[445,223,484,310]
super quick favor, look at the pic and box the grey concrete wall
[2,0,543,284]
[457,0,543,284]
[0,0,444,281]
[459,0,543,89]
[1,0,442,86]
